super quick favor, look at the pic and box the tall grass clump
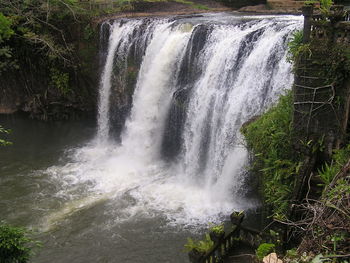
[241,92,301,219]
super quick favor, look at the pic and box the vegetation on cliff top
[242,91,350,261]
[242,24,350,261]
[0,0,86,72]
[241,92,301,219]
[0,0,99,119]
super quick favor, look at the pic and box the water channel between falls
[0,13,302,263]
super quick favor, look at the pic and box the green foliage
[0,125,12,146]
[0,0,92,74]
[303,0,333,17]
[231,210,244,217]
[256,243,275,260]
[318,144,350,187]
[304,0,318,6]
[319,0,333,16]
[0,224,40,263]
[0,13,13,43]
[287,30,311,64]
[83,24,95,41]
[50,68,70,95]
[269,229,282,245]
[0,13,16,73]
[184,234,214,253]
[242,92,300,218]
[318,163,337,185]
[326,178,350,201]
[285,248,298,259]
[329,232,345,251]
[209,223,224,234]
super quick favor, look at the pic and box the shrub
[184,234,214,253]
[209,223,224,234]
[0,13,14,42]
[0,224,40,263]
[256,243,275,260]
[242,92,301,218]
[319,0,333,16]
[50,68,70,96]
[318,144,350,187]
[287,30,311,65]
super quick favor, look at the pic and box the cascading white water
[97,20,142,143]
[45,14,302,227]
[179,19,300,201]
[120,22,193,162]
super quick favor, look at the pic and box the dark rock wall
[0,25,99,120]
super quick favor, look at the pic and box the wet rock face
[0,66,97,120]
[160,25,212,160]
[162,88,191,159]
[176,25,211,87]
[0,86,21,114]
[109,57,140,138]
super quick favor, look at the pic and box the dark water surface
[0,116,203,263]
[0,116,262,263]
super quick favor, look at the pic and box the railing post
[188,213,246,263]
[302,5,314,43]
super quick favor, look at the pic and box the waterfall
[47,14,302,226]
[97,20,142,143]
[120,21,192,162]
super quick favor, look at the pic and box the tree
[0,12,16,73]
[0,224,40,263]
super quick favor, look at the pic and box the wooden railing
[188,212,245,263]
[187,212,275,263]
[200,225,241,263]
[302,5,350,44]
